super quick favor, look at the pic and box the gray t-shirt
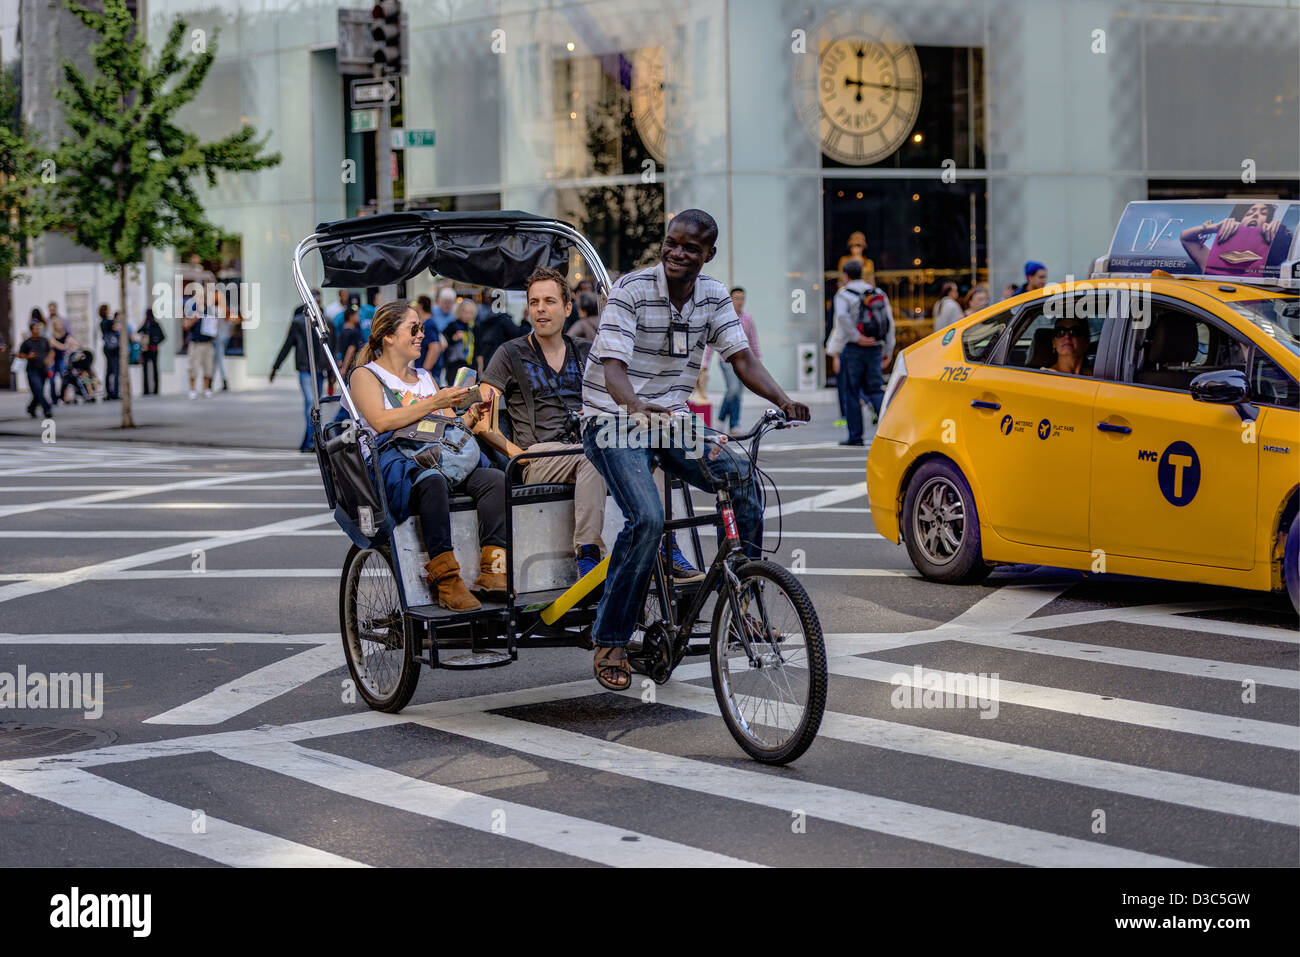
[483,335,588,449]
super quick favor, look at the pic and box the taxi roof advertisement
[1107,200,1300,281]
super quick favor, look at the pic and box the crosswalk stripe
[145,644,344,725]
[411,711,1198,867]
[823,631,1300,689]
[0,766,366,867]
[0,530,340,538]
[1022,609,1299,645]
[0,631,332,645]
[830,657,1299,750]
[219,742,758,868]
[644,682,1299,826]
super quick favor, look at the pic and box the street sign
[336,9,376,76]
[351,109,379,133]
[389,128,435,149]
[350,77,400,109]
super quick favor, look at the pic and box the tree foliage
[0,65,51,284]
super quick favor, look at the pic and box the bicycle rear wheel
[709,560,827,764]
[340,544,419,712]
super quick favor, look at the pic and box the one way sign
[350,78,400,109]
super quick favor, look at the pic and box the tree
[0,65,53,340]
[51,0,280,427]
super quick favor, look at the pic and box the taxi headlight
[878,349,908,421]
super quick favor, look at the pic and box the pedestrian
[17,316,53,419]
[1015,261,1048,296]
[833,259,894,446]
[962,284,990,317]
[47,315,80,405]
[359,288,379,340]
[932,280,963,333]
[324,288,349,340]
[473,299,521,374]
[825,319,848,429]
[567,290,601,341]
[702,286,761,436]
[337,303,364,377]
[139,308,166,395]
[271,293,332,452]
[98,304,121,400]
[441,298,477,384]
[183,289,219,398]
[415,294,445,383]
[579,208,809,689]
[213,302,236,392]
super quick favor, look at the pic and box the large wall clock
[630,46,670,166]
[794,11,922,165]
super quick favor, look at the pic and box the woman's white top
[355,361,439,439]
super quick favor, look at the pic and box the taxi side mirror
[1190,370,1257,422]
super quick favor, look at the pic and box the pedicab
[291,210,827,764]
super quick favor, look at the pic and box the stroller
[61,349,102,404]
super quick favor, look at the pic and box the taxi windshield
[1225,296,1300,357]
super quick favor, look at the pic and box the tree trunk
[118,266,134,428]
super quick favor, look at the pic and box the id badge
[670,322,689,358]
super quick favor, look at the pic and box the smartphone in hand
[453,368,478,389]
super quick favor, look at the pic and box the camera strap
[525,333,581,443]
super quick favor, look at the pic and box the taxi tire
[902,459,991,585]
[1285,514,1299,615]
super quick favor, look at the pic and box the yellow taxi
[866,200,1300,610]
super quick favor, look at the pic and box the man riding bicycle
[581,208,811,690]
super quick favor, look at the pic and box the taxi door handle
[1097,422,1131,434]
[970,400,1001,411]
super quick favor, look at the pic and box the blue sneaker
[575,544,601,578]
[665,539,705,582]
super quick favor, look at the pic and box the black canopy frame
[291,210,612,418]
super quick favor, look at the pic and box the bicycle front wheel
[709,560,827,764]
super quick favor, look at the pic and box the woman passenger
[349,300,508,611]
[1042,319,1091,376]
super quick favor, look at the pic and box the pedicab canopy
[314,209,574,289]
[1092,200,1300,288]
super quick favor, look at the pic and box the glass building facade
[138,0,1299,387]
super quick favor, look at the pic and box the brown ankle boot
[471,545,507,598]
[425,551,480,611]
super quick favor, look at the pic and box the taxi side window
[1002,299,1102,374]
[961,310,1010,363]
[1131,305,1248,392]
[1251,351,1299,408]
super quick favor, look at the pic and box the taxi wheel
[1285,514,1299,615]
[902,459,991,585]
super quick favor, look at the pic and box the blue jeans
[717,360,743,430]
[581,418,763,647]
[839,343,883,442]
[298,371,324,449]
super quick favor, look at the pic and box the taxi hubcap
[913,477,965,565]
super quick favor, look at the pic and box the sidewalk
[0,382,846,450]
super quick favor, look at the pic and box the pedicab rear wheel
[340,544,419,712]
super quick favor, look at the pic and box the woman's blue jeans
[581,417,763,648]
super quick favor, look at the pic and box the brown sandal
[593,645,631,691]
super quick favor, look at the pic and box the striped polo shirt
[582,262,750,415]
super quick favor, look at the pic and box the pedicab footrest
[440,650,513,669]
[407,601,509,624]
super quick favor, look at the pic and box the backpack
[855,287,890,341]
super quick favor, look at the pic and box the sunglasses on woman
[1053,325,1085,338]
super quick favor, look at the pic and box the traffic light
[371,1,404,75]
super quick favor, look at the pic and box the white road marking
[0,530,341,539]
[792,567,915,577]
[0,467,316,519]
[831,657,1299,750]
[219,742,758,868]
[145,644,344,725]
[1022,608,1299,645]
[0,766,367,867]
[771,482,868,519]
[34,502,324,510]
[0,484,327,492]
[0,631,332,645]
[644,682,1299,827]
[0,511,336,606]
[763,531,884,539]
[413,711,1196,867]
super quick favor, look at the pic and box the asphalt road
[0,427,1296,867]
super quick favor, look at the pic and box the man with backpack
[833,259,895,446]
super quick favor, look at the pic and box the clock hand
[843,44,866,103]
[853,80,918,93]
